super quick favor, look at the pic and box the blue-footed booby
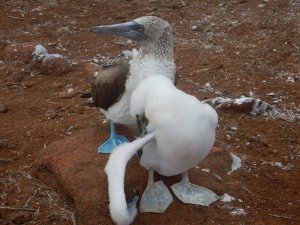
[105,76,219,225]
[90,16,176,153]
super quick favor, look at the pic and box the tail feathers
[105,132,156,225]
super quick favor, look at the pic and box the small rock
[31,7,42,12]
[201,168,210,173]
[59,87,80,99]
[230,126,238,131]
[191,25,202,32]
[0,103,8,113]
[272,149,278,154]
[274,162,283,168]
[266,92,276,96]
[204,82,211,88]
[92,56,99,63]
[40,57,71,76]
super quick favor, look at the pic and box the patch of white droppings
[201,168,210,173]
[228,153,242,175]
[230,208,247,216]
[43,53,63,60]
[220,193,236,202]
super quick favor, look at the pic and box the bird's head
[90,16,172,45]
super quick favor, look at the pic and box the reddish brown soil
[0,0,299,225]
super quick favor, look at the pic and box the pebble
[191,25,202,32]
[40,57,71,76]
[59,87,79,99]
[201,168,210,172]
[231,126,238,131]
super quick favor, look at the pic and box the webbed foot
[171,172,219,206]
[98,134,128,153]
[98,121,128,154]
[140,181,173,213]
[139,170,173,213]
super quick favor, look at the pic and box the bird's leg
[140,170,173,213]
[98,120,129,154]
[171,171,219,206]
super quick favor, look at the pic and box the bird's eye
[139,25,144,32]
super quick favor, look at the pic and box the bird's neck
[136,30,174,61]
[129,32,176,86]
[138,42,173,61]
[128,39,176,91]
[131,42,175,75]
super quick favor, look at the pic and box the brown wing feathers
[92,63,129,110]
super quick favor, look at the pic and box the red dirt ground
[0,0,299,225]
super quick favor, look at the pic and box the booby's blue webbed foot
[140,170,173,213]
[171,172,219,206]
[98,121,129,154]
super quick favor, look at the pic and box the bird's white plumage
[106,75,218,225]
[131,76,218,176]
[105,132,156,225]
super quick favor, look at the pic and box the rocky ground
[0,0,299,225]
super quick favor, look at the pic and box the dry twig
[6,14,24,20]
[268,214,292,219]
[0,205,37,212]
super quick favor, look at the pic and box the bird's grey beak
[90,21,146,42]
